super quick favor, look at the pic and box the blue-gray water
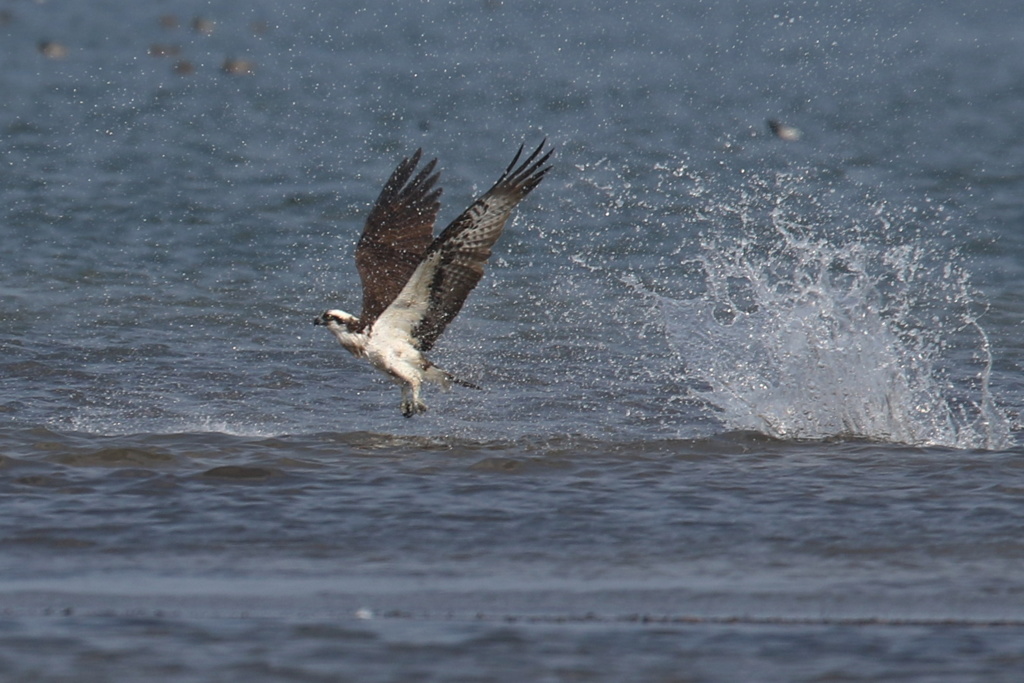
[3,1,1024,680]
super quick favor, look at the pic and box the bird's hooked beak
[314,309,360,331]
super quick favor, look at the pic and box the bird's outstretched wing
[354,149,442,330]
[373,140,552,351]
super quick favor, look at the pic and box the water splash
[661,171,1010,449]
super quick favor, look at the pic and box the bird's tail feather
[424,365,482,391]
[450,375,482,391]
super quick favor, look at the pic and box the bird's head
[313,309,360,332]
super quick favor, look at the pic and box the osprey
[314,141,552,417]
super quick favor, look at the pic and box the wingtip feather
[500,138,553,195]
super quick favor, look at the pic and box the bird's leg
[399,380,427,417]
[400,384,412,417]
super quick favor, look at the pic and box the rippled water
[3,0,1024,681]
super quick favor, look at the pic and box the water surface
[2,1,1024,680]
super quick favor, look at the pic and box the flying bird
[315,140,552,417]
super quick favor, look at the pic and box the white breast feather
[372,251,442,341]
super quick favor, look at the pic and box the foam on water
[659,170,1011,450]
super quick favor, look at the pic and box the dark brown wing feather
[413,140,553,351]
[355,149,442,329]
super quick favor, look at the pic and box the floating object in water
[38,41,68,59]
[192,16,215,35]
[768,119,802,141]
[221,58,256,75]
